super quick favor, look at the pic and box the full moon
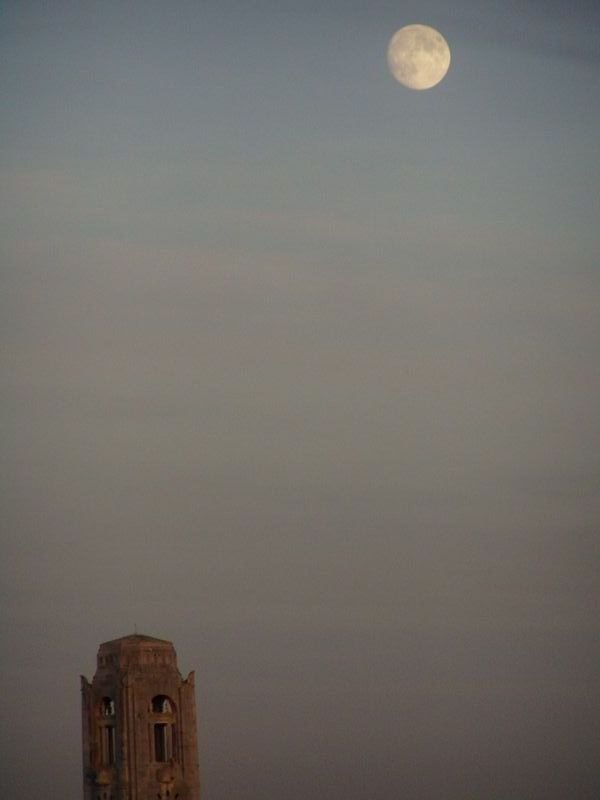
[387,24,451,90]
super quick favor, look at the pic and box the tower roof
[96,633,178,670]
[100,633,173,647]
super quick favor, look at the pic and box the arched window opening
[152,695,173,714]
[101,697,115,716]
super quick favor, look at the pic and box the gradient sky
[1,1,599,798]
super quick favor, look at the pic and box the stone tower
[81,634,200,800]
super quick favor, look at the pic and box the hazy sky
[1,1,599,798]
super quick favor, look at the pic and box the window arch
[152,695,174,714]
[97,698,116,765]
[101,697,115,716]
[151,695,177,762]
